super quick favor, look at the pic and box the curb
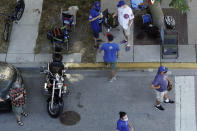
[63,62,197,69]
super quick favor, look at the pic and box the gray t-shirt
[152,74,168,92]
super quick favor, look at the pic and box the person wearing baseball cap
[151,66,174,111]
[113,0,134,51]
[99,33,120,82]
[89,1,103,47]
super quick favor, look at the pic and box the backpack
[52,27,64,40]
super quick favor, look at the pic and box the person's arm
[128,121,134,131]
[151,84,160,89]
[128,8,134,26]
[117,51,120,58]
[0,98,4,102]
[128,19,133,27]
[89,14,102,22]
[117,45,120,58]
[113,12,118,18]
[116,121,121,131]
[166,75,171,82]
[99,45,104,53]
[15,94,23,101]
[99,49,102,53]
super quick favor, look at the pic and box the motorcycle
[41,62,68,118]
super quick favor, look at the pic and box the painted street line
[175,76,196,131]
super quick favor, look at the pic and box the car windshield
[0,62,17,97]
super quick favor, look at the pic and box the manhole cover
[60,111,81,125]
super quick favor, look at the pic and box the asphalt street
[0,69,197,131]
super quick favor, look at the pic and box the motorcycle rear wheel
[47,98,64,118]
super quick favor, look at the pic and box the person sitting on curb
[89,1,103,48]
[151,66,174,111]
[116,112,134,131]
[99,33,120,82]
[113,0,134,51]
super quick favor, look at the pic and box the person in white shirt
[113,0,134,51]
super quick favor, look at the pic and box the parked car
[0,62,23,112]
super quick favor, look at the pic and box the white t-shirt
[118,5,134,29]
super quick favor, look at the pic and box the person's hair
[106,33,114,41]
[119,112,126,119]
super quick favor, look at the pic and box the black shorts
[93,31,99,38]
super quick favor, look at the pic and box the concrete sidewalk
[7,0,43,62]
[0,0,82,64]
[97,0,197,63]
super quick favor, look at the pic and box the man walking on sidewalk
[113,0,134,51]
[99,33,120,82]
[151,66,174,111]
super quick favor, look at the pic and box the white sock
[156,104,160,107]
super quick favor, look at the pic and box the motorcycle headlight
[57,83,63,88]
[55,74,60,81]
[61,77,64,81]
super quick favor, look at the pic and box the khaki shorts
[154,90,168,102]
[122,26,131,36]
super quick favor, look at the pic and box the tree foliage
[155,0,191,13]
[169,0,190,13]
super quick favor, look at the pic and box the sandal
[21,112,28,117]
[17,120,24,126]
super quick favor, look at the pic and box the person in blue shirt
[116,112,134,131]
[89,1,103,46]
[99,33,120,82]
[151,66,174,111]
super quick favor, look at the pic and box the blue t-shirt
[152,74,168,92]
[117,119,129,131]
[100,43,120,63]
[89,8,100,32]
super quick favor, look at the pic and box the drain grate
[60,111,81,125]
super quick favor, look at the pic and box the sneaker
[155,105,165,110]
[112,76,117,81]
[109,79,113,83]
[164,99,174,103]
[120,40,127,44]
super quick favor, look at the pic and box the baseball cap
[94,1,101,11]
[158,66,168,73]
[106,33,114,41]
[117,0,125,7]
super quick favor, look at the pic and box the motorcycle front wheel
[47,98,64,118]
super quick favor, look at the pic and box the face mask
[122,115,128,121]
[95,7,100,12]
